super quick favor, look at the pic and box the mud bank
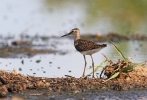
[0,64,147,97]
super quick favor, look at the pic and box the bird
[62,28,107,78]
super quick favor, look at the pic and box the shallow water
[0,39,146,78]
[3,89,147,100]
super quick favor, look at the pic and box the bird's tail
[101,44,107,47]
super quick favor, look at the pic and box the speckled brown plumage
[62,28,107,78]
[74,39,107,52]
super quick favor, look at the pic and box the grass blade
[104,72,120,82]
[121,62,146,72]
[94,59,107,72]
[102,53,113,64]
[110,41,127,63]
[87,59,107,76]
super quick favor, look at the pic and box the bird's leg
[90,55,95,78]
[82,55,87,77]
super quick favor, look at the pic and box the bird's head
[62,28,80,37]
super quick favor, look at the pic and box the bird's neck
[75,33,80,40]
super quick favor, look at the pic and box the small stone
[11,70,19,75]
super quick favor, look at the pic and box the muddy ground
[0,63,147,99]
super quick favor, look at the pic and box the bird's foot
[92,75,95,78]
[80,74,87,79]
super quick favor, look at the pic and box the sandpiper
[62,28,107,78]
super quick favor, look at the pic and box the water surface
[0,40,146,78]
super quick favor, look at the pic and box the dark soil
[0,63,147,98]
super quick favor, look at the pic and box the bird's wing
[74,39,103,52]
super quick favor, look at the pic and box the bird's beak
[61,32,72,37]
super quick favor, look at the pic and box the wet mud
[0,62,147,98]
[0,46,55,57]
[81,33,147,42]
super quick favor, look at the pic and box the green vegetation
[45,0,147,34]
[89,41,145,81]
[36,60,41,63]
